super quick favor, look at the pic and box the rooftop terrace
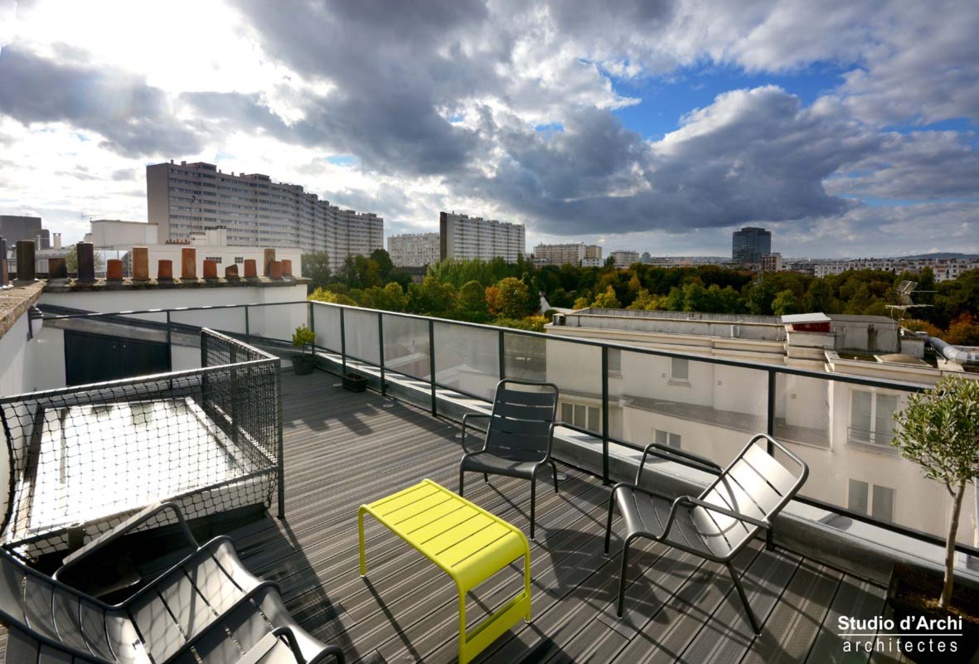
[1,370,909,663]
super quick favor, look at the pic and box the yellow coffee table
[359,479,531,664]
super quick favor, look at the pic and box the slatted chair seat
[0,503,344,663]
[459,379,560,539]
[604,433,809,634]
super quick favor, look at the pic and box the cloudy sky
[1,0,977,259]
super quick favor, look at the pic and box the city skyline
[0,0,977,258]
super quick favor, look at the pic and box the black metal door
[64,330,171,386]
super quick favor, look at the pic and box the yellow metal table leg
[358,506,368,576]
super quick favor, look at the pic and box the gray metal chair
[459,379,560,540]
[604,433,808,634]
[0,503,344,663]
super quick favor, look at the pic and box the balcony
[0,290,975,661]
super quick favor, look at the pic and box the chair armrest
[56,502,197,577]
[672,496,769,529]
[461,413,490,454]
[635,442,721,484]
[611,481,675,504]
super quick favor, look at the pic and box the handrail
[29,297,961,557]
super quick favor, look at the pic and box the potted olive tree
[291,325,317,375]
[890,375,979,661]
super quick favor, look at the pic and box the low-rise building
[388,232,440,267]
[610,250,639,268]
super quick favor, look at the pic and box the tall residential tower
[147,161,382,268]
[439,212,525,263]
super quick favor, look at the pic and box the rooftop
[0,371,906,663]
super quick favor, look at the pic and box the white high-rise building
[439,212,525,263]
[147,161,383,268]
[388,233,440,267]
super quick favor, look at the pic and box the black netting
[0,329,280,560]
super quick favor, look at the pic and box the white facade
[91,220,159,248]
[813,256,979,282]
[544,309,979,547]
[439,212,525,263]
[388,233,440,267]
[147,161,383,267]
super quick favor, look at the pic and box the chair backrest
[483,380,559,462]
[0,546,119,663]
[692,434,809,559]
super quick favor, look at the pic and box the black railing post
[308,301,314,335]
[766,369,777,549]
[340,307,347,376]
[429,319,437,416]
[602,346,610,485]
[498,329,505,381]
[378,312,386,396]
[244,306,251,345]
[166,311,173,371]
[276,367,285,519]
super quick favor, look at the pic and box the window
[561,402,600,432]
[608,349,621,375]
[670,357,689,382]
[849,390,899,446]
[234,257,244,264]
[848,479,894,523]
[204,256,223,264]
[655,429,681,449]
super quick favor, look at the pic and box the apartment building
[533,242,603,266]
[387,232,440,267]
[760,252,783,272]
[439,212,525,263]
[147,161,382,268]
[813,256,979,282]
[610,250,639,268]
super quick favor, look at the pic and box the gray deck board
[0,370,898,663]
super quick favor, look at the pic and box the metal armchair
[604,433,809,634]
[459,379,560,539]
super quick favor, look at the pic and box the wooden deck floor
[1,370,908,663]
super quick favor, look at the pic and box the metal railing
[29,299,976,558]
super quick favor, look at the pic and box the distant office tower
[439,212,525,262]
[732,227,772,264]
[610,250,640,268]
[147,161,383,268]
[388,233,441,267]
[534,243,585,266]
[0,215,49,248]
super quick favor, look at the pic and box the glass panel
[848,479,869,514]
[311,303,342,353]
[849,390,872,443]
[773,373,830,448]
[875,393,899,445]
[381,314,431,380]
[562,403,573,422]
[616,349,767,468]
[343,308,380,365]
[503,332,546,381]
[872,485,894,523]
[169,305,251,338]
[540,337,602,435]
[608,349,621,374]
[434,321,498,401]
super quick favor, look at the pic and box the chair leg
[604,491,616,555]
[616,535,634,617]
[549,460,559,494]
[727,561,762,635]
[459,466,465,497]
[483,473,489,483]
[529,475,537,540]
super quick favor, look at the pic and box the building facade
[813,256,979,282]
[732,227,772,264]
[534,243,604,266]
[0,215,49,249]
[610,250,640,268]
[388,233,440,267]
[439,212,525,263]
[760,252,783,272]
[147,161,383,268]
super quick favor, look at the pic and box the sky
[0,0,977,259]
